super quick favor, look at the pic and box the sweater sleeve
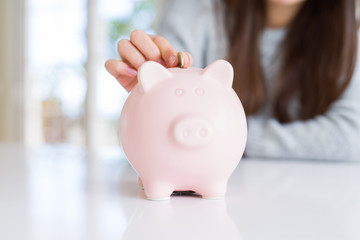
[155,0,216,68]
[245,61,360,162]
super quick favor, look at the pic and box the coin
[177,52,185,68]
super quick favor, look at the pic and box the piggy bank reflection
[121,198,243,240]
[119,60,247,200]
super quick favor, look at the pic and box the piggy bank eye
[195,88,205,96]
[174,88,184,96]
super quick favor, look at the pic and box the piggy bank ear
[201,60,234,89]
[137,61,172,92]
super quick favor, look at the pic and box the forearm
[245,113,360,161]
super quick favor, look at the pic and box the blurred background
[0,0,160,154]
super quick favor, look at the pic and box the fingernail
[168,55,176,66]
[157,58,166,66]
[127,67,137,76]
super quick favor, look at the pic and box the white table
[0,144,359,240]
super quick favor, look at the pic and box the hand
[105,29,193,92]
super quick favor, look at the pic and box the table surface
[0,144,359,240]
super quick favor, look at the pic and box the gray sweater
[156,0,360,161]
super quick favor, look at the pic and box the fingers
[105,59,137,78]
[118,30,193,69]
[150,35,178,67]
[177,51,193,68]
[106,29,195,92]
[149,35,193,68]
[130,30,161,62]
[105,59,138,92]
[183,52,193,68]
[117,39,146,69]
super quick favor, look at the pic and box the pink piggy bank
[119,60,247,200]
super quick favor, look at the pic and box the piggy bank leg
[198,181,227,200]
[142,180,174,201]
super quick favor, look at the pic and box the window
[25,0,158,151]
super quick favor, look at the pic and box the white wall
[0,0,25,143]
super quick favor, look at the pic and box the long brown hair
[222,0,358,123]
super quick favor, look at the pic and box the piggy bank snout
[173,117,214,148]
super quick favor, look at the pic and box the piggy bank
[119,60,247,200]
